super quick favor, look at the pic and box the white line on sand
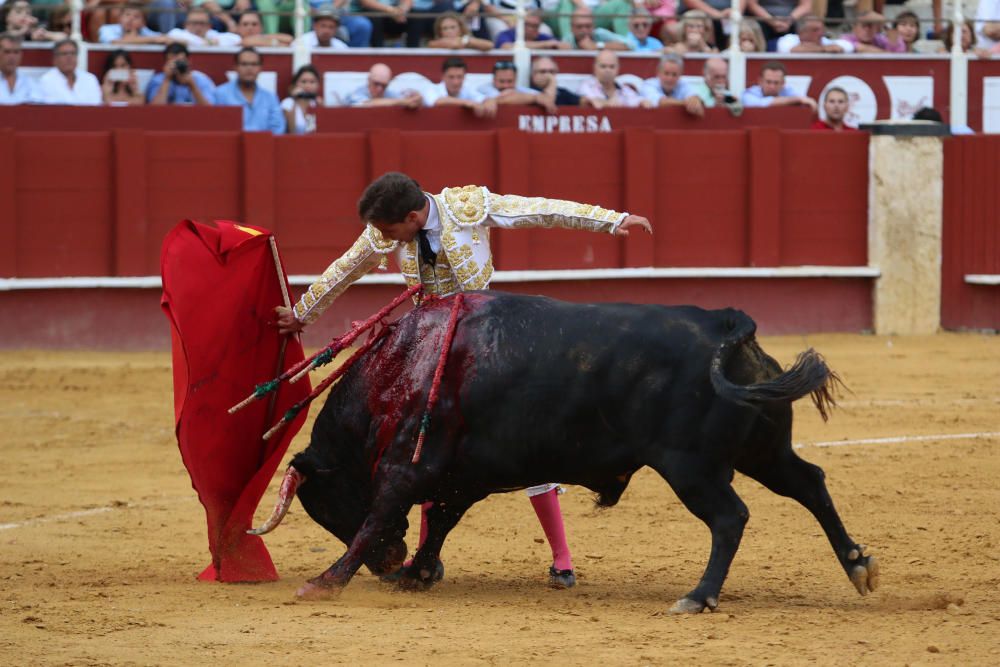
[795,431,1000,449]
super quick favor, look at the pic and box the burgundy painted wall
[942,135,1000,330]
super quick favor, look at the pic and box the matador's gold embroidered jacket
[293,185,628,324]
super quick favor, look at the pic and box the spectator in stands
[677,0,732,48]
[840,12,904,53]
[942,19,978,54]
[578,49,650,108]
[235,9,293,46]
[273,1,370,47]
[477,0,552,41]
[690,56,736,109]
[745,0,811,44]
[46,6,73,38]
[147,0,187,34]
[811,87,854,131]
[146,42,215,105]
[3,0,66,41]
[299,6,349,49]
[0,32,38,104]
[167,6,242,46]
[736,18,766,52]
[99,3,170,44]
[38,39,102,105]
[428,11,493,50]
[976,0,1000,50]
[528,55,597,107]
[564,8,628,51]
[890,11,920,53]
[333,2,374,47]
[212,47,285,133]
[665,10,718,53]
[741,60,816,111]
[346,62,422,107]
[776,14,852,53]
[495,9,565,50]
[552,0,635,41]
[643,0,679,46]
[281,64,322,134]
[196,0,251,33]
[478,59,557,113]
[640,53,703,116]
[361,0,449,48]
[423,55,494,117]
[100,49,145,105]
[625,8,663,52]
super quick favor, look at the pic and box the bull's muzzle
[247,466,305,535]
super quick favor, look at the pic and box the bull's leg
[297,494,411,600]
[655,460,749,614]
[395,498,474,590]
[736,450,880,597]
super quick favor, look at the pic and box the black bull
[254,292,879,612]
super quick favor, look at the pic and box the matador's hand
[275,306,305,335]
[615,215,653,236]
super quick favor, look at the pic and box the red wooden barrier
[0,105,241,131]
[0,126,870,278]
[942,135,1000,330]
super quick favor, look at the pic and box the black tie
[417,229,436,266]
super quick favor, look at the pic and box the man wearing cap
[346,63,422,108]
[840,11,905,53]
[300,6,350,49]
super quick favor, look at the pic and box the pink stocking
[529,489,573,571]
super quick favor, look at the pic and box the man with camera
[146,42,215,106]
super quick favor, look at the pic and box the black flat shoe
[549,566,576,589]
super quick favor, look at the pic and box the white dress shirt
[37,68,102,105]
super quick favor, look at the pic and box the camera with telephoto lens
[174,59,189,75]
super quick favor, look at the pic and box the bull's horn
[247,466,305,536]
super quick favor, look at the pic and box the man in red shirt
[811,86,856,131]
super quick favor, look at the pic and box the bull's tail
[709,314,840,421]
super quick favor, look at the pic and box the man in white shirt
[423,56,494,118]
[166,7,242,47]
[775,14,854,53]
[298,7,349,49]
[346,63,422,107]
[37,40,102,106]
[0,32,38,105]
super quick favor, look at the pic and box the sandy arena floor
[1,333,999,666]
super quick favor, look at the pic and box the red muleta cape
[160,220,311,582]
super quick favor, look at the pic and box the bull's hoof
[548,567,576,589]
[381,559,445,590]
[847,550,880,596]
[668,596,718,614]
[295,578,345,600]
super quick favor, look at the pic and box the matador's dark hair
[357,172,426,225]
